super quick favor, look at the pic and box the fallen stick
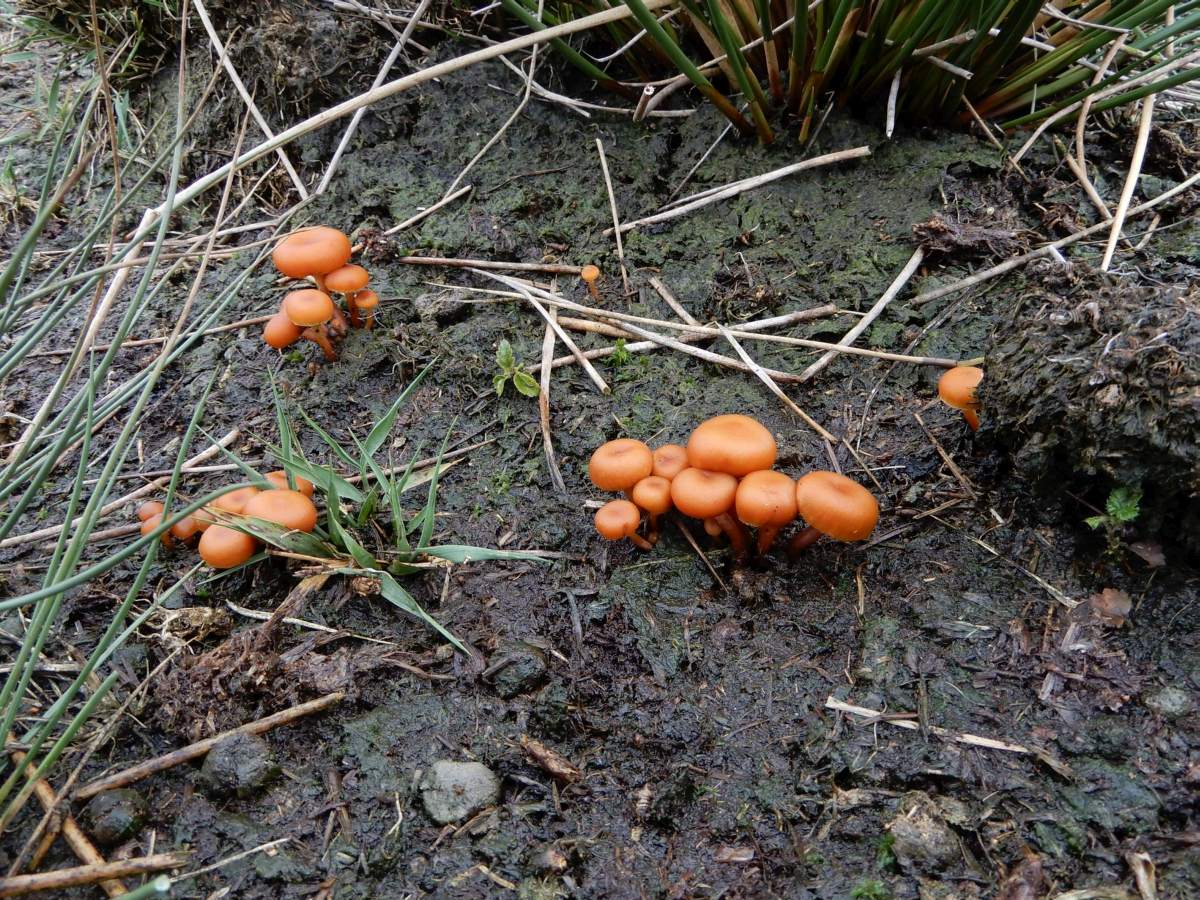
[383,185,473,237]
[610,147,871,234]
[397,255,581,275]
[26,315,274,357]
[75,691,345,800]
[606,319,804,382]
[825,697,1032,754]
[796,248,924,382]
[0,854,185,898]
[538,311,567,495]
[1101,92,1156,271]
[595,138,629,293]
[648,275,701,325]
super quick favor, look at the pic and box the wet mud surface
[1,12,1199,899]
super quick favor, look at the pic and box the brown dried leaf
[520,736,581,783]
[1091,588,1132,626]
[1128,542,1166,568]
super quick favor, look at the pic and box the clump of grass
[517,0,1199,142]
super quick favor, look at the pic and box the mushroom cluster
[589,414,879,560]
[135,471,318,569]
[265,226,380,362]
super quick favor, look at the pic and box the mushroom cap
[265,471,315,497]
[282,290,335,327]
[794,471,879,542]
[242,489,318,533]
[170,515,200,542]
[136,500,164,522]
[580,264,600,282]
[588,439,653,492]
[938,366,983,411]
[263,311,303,349]
[631,476,673,516]
[651,444,689,480]
[140,513,172,548]
[594,499,641,541]
[354,289,380,310]
[687,414,777,477]
[325,264,369,293]
[210,486,260,516]
[735,470,798,528]
[198,525,259,569]
[670,468,738,520]
[272,227,352,278]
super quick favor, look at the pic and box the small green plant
[874,833,896,870]
[610,338,631,367]
[1085,485,1141,556]
[493,339,540,398]
[850,879,892,900]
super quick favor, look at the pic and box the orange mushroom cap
[265,471,315,497]
[735,470,797,528]
[282,290,335,328]
[210,486,261,516]
[670,468,738,520]
[580,265,600,283]
[325,264,369,293]
[588,439,653,492]
[631,476,673,516]
[140,513,172,548]
[242,489,318,533]
[687,414,777,477]
[170,516,200,542]
[594,499,641,541]
[264,311,303,349]
[651,444,689,481]
[272,227,352,279]
[136,500,164,522]
[354,289,380,311]
[794,471,879,542]
[938,366,983,411]
[198,525,259,569]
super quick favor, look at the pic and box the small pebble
[84,789,147,847]
[419,760,500,824]
[199,732,280,798]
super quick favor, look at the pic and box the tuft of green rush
[523,1,1199,140]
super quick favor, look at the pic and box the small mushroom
[787,471,879,556]
[242,489,318,533]
[263,311,302,350]
[198,525,259,569]
[282,289,338,361]
[594,499,652,551]
[651,444,689,480]
[272,226,353,294]
[937,366,983,431]
[687,414,777,477]
[353,289,380,330]
[588,439,653,495]
[170,515,201,543]
[670,467,747,559]
[136,500,164,522]
[265,471,315,496]
[210,486,261,515]
[325,264,370,328]
[735,470,797,555]
[580,264,601,301]
[139,514,172,548]
[630,475,672,544]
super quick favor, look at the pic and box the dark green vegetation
[0,3,1198,897]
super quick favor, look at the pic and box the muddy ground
[1,6,1199,898]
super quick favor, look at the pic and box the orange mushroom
[588,439,653,495]
[265,471,315,497]
[210,486,261,515]
[670,467,747,559]
[687,415,777,477]
[325,264,370,328]
[651,444,689,481]
[282,289,338,361]
[631,475,673,543]
[198,525,259,569]
[170,515,201,543]
[272,227,353,294]
[938,366,984,431]
[353,289,380,330]
[735,470,797,555]
[787,471,879,556]
[242,489,318,533]
[140,513,172,548]
[594,499,652,551]
[263,310,303,351]
[580,265,601,301]
[136,500,164,522]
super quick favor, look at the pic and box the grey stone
[199,732,280,798]
[419,760,500,824]
[84,789,147,847]
[1144,685,1194,719]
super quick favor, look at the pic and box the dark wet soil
[2,7,1199,898]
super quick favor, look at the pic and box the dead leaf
[520,736,581,783]
[1128,542,1165,568]
[1090,588,1132,627]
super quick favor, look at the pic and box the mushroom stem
[628,533,653,551]
[962,409,980,431]
[786,526,823,557]
[301,326,338,361]
[645,513,661,545]
[326,306,349,338]
[756,524,785,556]
[345,290,361,328]
[713,512,749,561]
[313,274,328,294]
[703,518,722,538]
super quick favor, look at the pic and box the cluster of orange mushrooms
[589,414,879,560]
[136,472,318,569]
[263,226,379,361]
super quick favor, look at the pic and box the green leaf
[419,544,551,564]
[1084,515,1107,530]
[418,429,454,551]
[512,371,540,397]
[493,373,508,396]
[294,406,359,469]
[376,571,467,653]
[364,361,434,457]
[226,514,341,559]
[496,338,515,373]
[1106,486,1141,524]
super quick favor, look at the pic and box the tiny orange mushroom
[282,289,338,361]
[580,265,601,301]
[588,439,653,495]
[670,467,747,559]
[687,414,777,478]
[631,475,673,544]
[735,470,797,555]
[264,311,303,350]
[136,500,164,522]
[265,471,315,496]
[242,489,319,533]
[651,444,689,481]
[198,525,259,569]
[353,289,380,330]
[325,264,370,328]
[938,366,984,431]
[272,226,353,293]
[594,499,652,551]
[140,513,172,548]
[788,471,879,556]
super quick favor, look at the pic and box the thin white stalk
[595,138,628,294]
[1101,93,1156,271]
